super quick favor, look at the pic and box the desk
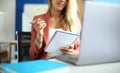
[0,41,17,63]
[50,59,120,73]
[1,59,120,73]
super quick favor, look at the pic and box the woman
[29,0,81,60]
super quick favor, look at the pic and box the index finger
[31,18,41,24]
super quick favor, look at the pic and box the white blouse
[49,28,63,40]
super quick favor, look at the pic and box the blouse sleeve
[29,16,43,60]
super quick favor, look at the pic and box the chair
[17,32,31,62]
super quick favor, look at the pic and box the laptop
[54,1,120,66]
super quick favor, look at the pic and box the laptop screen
[78,1,120,65]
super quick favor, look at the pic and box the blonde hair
[48,0,81,34]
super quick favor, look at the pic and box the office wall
[94,0,120,4]
[15,0,48,32]
[0,0,15,41]
[0,0,16,62]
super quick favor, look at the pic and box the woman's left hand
[60,45,74,55]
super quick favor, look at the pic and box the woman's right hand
[32,18,46,37]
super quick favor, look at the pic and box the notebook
[0,60,69,73]
[45,30,79,54]
[54,1,120,66]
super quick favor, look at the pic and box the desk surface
[50,59,120,73]
[1,59,120,73]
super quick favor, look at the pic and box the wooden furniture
[0,50,8,63]
[0,41,17,63]
[78,0,83,23]
[78,0,94,23]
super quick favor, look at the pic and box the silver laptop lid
[77,1,120,66]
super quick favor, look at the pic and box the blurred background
[0,0,120,63]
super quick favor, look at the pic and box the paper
[45,30,79,54]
